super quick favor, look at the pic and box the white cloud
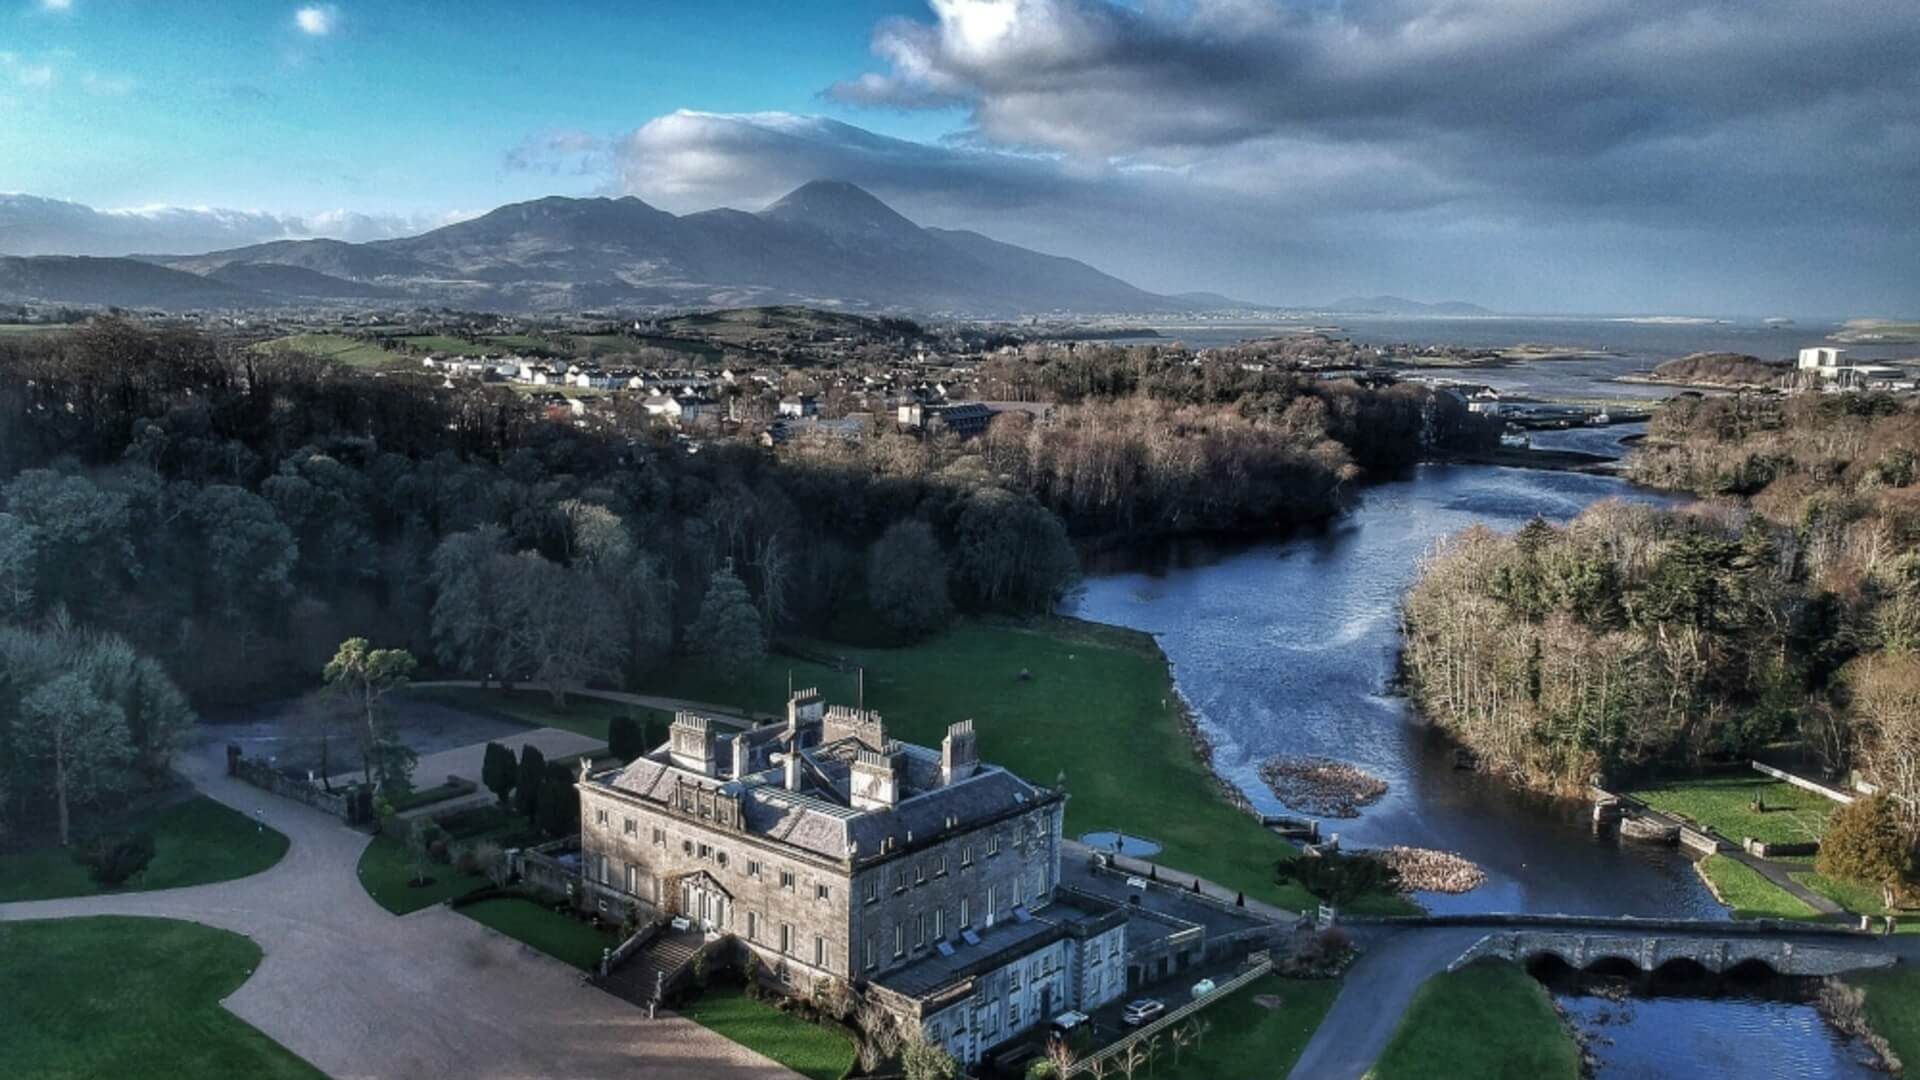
[39,0,73,12]
[0,194,466,256]
[294,5,336,36]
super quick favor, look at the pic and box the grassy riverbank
[0,917,323,1079]
[1696,854,1820,921]
[641,616,1412,915]
[1372,960,1581,1080]
[1848,970,1920,1069]
[0,796,288,903]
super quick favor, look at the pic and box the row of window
[744,912,833,971]
[858,832,1014,905]
[591,806,832,902]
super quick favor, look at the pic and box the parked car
[1190,978,1216,999]
[1125,875,1149,891]
[1122,999,1166,1027]
[1050,1010,1091,1039]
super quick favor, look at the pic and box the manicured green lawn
[0,916,324,1079]
[355,833,488,915]
[404,685,664,743]
[1792,870,1920,933]
[680,983,856,1080]
[642,617,1409,914]
[1164,975,1342,1078]
[1629,776,1834,846]
[455,896,618,970]
[1697,854,1820,921]
[1850,970,1920,1070]
[1372,960,1581,1080]
[0,796,289,902]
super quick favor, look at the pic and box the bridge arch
[1583,955,1643,979]
[1724,957,1782,982]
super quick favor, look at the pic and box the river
[1061,348,1882,1074]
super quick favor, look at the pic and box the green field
[1792,870,1920,931]
[455,896,618,970]
[1697,854,1820,921]
[1850,970,1920,1069]
[1160,975,1342,1078]
[355,833,488,915]
[680,984,857,1080]
[397,334,483,354]
[640,617,1411,916]
[0,917,324,1079]
[0,796,288,903]
[403,685,664,743]
[257,333,413,369]
[1372,961,1582,1080]
[1629,775,1835,847]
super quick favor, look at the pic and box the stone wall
[227,744,360,822]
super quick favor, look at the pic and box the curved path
[0,738,797,1080]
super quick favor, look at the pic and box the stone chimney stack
[941,720,979,786]
[850,743,906,811]
[783,750,803,792]
[788,687,824,735]
[731,735,751,779]
[668,713,715,776]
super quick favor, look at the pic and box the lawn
[256,333,412,369]
[1164,975,1342,1078]
[0,916,324,1079]
[398,333,492,354]
[1697,854,1820,921]
[1629,775,1834,847]
[404,685,667,743]
[355,833,489,915]
[1792,870,1920,932]
[640,616,1412,917]
[455,895,618,970]
[0,796,289,903]
[1371,960,1581,1080]
[680,983,857,1080]
[1849,970,1920,1070]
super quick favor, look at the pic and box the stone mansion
[576,690,1127,1065]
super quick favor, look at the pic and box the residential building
[577,692,1126,1065]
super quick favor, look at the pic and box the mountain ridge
[0,183,1212,316]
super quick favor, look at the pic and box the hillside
[0,182,1205,317]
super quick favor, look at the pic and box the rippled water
[1067,457,1714,916]
[1558,991,1879,1079]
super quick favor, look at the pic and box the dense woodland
[1404,393,1920,875]
[0,320,1491,844]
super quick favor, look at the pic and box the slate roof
[602,733,1050,863]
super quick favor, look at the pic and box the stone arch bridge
[1453,928,1896,978]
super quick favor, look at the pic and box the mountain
[1326,295,1494,316]
[0,256,263,309]
[0,182,1214,316]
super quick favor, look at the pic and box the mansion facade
[576,690,1126,1065]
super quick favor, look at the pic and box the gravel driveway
[0,738,798,1080]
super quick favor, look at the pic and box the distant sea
[1098,315,1914,400]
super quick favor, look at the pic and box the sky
[2,0,1917,316]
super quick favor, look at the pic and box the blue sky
[3,0,1916,314]
[1,0,952,214]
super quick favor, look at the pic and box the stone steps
[593,930,707,1007]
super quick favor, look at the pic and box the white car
[1122,999,1165,1027]
[1191,978,1216,998]
[1125,875,1149,891]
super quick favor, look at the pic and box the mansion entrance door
[680,876,730,932]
